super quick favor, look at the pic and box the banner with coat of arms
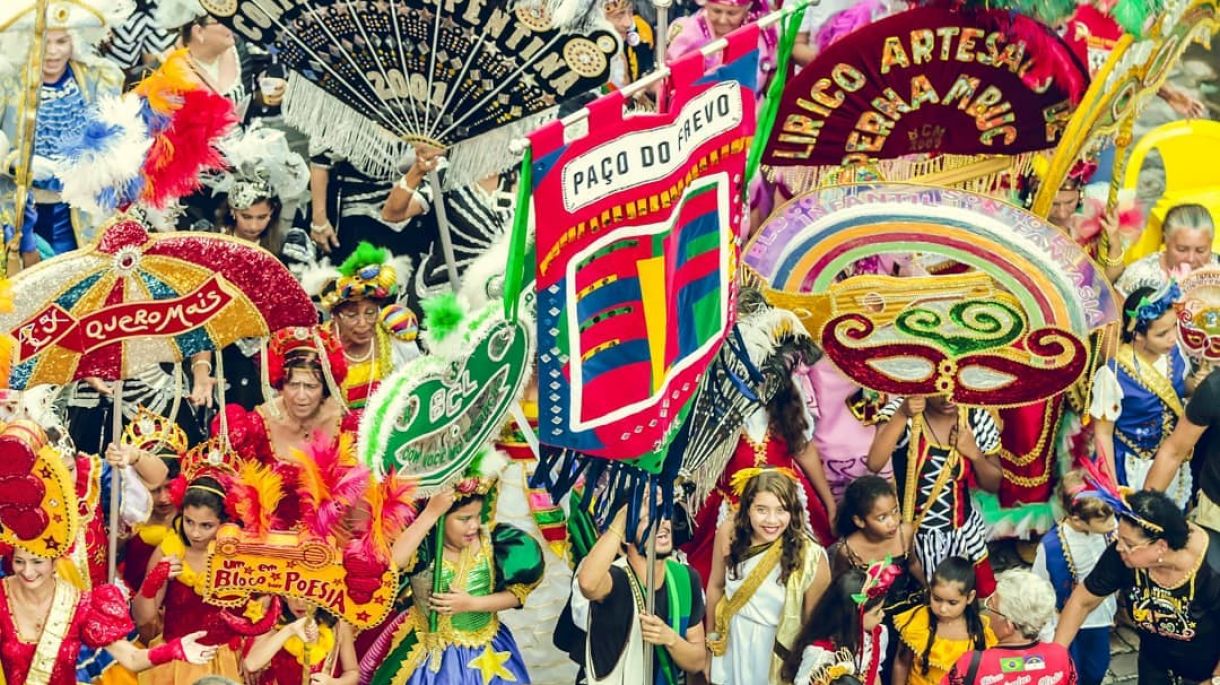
[526,27,759,461]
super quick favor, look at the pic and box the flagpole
[508,0,810,155]
[5,0,50,274]
[428,172,462,290]
[654,0,671,68]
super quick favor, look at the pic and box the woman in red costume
[215,325,355,529]
[0,421,213,685]
[683,291,836,582]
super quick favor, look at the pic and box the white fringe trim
[284,73,409,181]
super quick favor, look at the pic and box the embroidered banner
[763,7,1087,166]
[204,525,396,629]
[527,28,756,460]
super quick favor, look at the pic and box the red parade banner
[764,7,1088,166]
[13,277,233,361]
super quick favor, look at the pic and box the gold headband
[188,484,226,499]
[729,466,800,498]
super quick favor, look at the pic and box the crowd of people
[4,0,1220,684]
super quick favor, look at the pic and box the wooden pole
[5,0,50,274]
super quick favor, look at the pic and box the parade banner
[764,7,1087,166]
[204,525,396,629]
[358,306,532,489]
[201,0,617,183]
[746,184,1121,406]
[526,28,756,460]
[1179,266,1220,361]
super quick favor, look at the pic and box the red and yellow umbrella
[1,218,316,389]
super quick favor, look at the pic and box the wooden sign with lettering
[204,525,397,629]
[764,7,1088,167]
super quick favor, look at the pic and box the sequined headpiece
[603,0,632,11]
[229,177,275,211]
[451,448,506,504]
[121,407,188,457]
[181,436,243,481]
[267,325,349,390]
[1124,281,1180,333]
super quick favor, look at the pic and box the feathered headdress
[206,124,310,210]
[54,48,237,214]
[223,461,285,537]
[343,471,416,603]
[310,242,409,313]
[288,433,370,540]
[1074,455,1164,535]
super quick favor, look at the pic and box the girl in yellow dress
[893,557,995,685]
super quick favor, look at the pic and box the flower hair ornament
[852,556,902,606]
[1064,158,1099,190]
[806,648,858,685]
[1125,281,1181,334]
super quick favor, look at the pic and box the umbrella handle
[108,379,123,584]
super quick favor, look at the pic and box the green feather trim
[1112,0,1161,37]
[420,292,465,344]
[972,491,1056,539]
[338,241,389,277]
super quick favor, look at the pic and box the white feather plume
[54,93,152,216]
[208,124,311,205]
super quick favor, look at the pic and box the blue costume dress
[1,61,122,254]
[1090,344,1192,507]
[363,523,545,685]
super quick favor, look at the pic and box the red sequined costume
[214,406,361,529]
[0,580,133,685]
[65,454,108,590]
[248,639,341,685]
[683,428,834,583]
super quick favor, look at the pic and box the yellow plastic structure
[1123,119,1220,263]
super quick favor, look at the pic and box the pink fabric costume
[665,0,779,92]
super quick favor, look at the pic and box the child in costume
[893,557,995,685]
[829,476,919,602]
[783,564,901,685]
[868,395,1003,597]
[305,241,420,409]
[243,598,359,685]
[119,409,188,596]
[132,440,276,684]
[1091,284,1195,508]
[684,290,835,583]
[0,420,215,685]
[1032,470,1117,685]
[361,452,545,685]
[707,468,830,685]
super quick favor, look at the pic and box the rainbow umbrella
[2,218,316,389]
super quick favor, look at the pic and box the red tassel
[141,89,236,208]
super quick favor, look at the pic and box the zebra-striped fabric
[102,0,176,70]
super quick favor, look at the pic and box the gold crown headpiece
[120,407,188,457]
[181,436,244,481]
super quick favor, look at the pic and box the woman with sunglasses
[1055,490,1220,685]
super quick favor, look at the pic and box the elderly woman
[1055,491,1220,685]
[1117,204,1218,295]
[943,569,1075,685]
